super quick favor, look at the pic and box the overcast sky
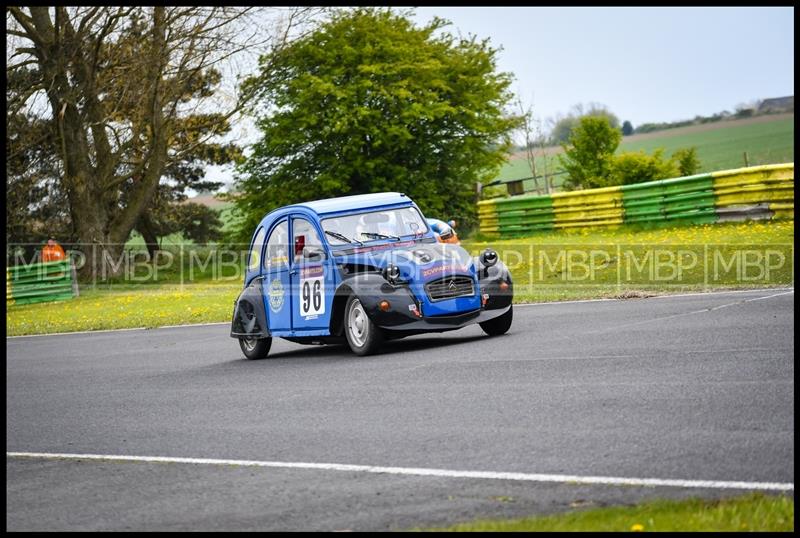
[411,6,794,127]
[209,6,794,192]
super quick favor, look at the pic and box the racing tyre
[344,295,384,356]
[479,305,513,336]
[239,337,272,360]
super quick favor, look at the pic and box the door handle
[289,269,298,275]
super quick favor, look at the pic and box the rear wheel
[239,337,272,360]
[344,296,384,356]
[479,306,513,336]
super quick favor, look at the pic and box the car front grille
[425,275,475,302]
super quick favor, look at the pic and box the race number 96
[300,266,325,317]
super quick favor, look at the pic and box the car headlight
[480,248,498,268]
[383,263,401,283]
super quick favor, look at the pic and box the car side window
[264,220,289,272]
[292,217,324,264]
[247,227,266,271]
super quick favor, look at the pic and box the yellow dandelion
[631,523,645,532]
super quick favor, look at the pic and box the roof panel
[290,192,412,216]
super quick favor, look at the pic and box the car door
[290,215,334,333]
[261,219,292,334]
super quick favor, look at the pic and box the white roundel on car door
[300,266,325,318]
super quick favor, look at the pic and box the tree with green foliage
[559,116,622,190]
[549,115,579,145]
[549,103,619,144]
[231,8,521,239]
[621,120,634,136]
[6,7,316,273]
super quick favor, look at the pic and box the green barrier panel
[7,258,77,306]
[621,173,716,225]
[10,293,75,306]
[495,195,555,235]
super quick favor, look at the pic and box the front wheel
[344,296,384,356]
[239,337,272,360]
[479,306,513,336]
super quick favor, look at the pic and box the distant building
[758,96,794,113]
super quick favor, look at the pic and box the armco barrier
[712,164,794,222]
[621,173,718,226]
[6,258,78,306]
[478,163,793,237]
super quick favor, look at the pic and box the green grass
[619,116,795,173]
[496,114,794,189]
[463,219,794,303]
[7,282,240,336]
[423,493,793,532]
[6,220,794,336]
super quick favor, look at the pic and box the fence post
[70,258,80,298]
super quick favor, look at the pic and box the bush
[611,149,677,186]
[559,116,622,190]
[672,147,701,176]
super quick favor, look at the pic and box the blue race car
[231,192,513,358]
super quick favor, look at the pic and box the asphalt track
[6,288,794,531]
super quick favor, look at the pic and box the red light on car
[379,300,391,312]
[499,281,509,291]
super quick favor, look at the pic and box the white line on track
[570,289,794,337]
[514,287,794,307]
[6,452,793,492]
[5,322,227,339]
[6,287,793,339]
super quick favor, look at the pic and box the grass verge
[462,220,794,303]
[7,282,240,336]
[6,220,793,336]
[423,492,794,532]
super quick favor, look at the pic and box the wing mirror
[303,246,326,262]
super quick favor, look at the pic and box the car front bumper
[362,264,513,332]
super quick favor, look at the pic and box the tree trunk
[136,212,160,259]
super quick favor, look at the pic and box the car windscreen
[321,206,429,245]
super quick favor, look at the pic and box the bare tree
[514,94,550,195]
[6,6,323,274]
[515,95,540,195]
[532,114,554,193]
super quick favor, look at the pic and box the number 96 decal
[300,266,325,318]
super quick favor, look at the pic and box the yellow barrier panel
[6,270,13,306]
[769,202,795,219]
[710,163,793,179]
[712,164,794,215]
[552,186,623,227]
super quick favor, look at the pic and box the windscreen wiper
[325,230,362,245]
[361,232,400,241]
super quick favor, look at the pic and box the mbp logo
[710,248,788,282]
[622,248,700,282]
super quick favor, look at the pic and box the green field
[423,493,793,532]
[7,220,793,336]
[497,115,794,191]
